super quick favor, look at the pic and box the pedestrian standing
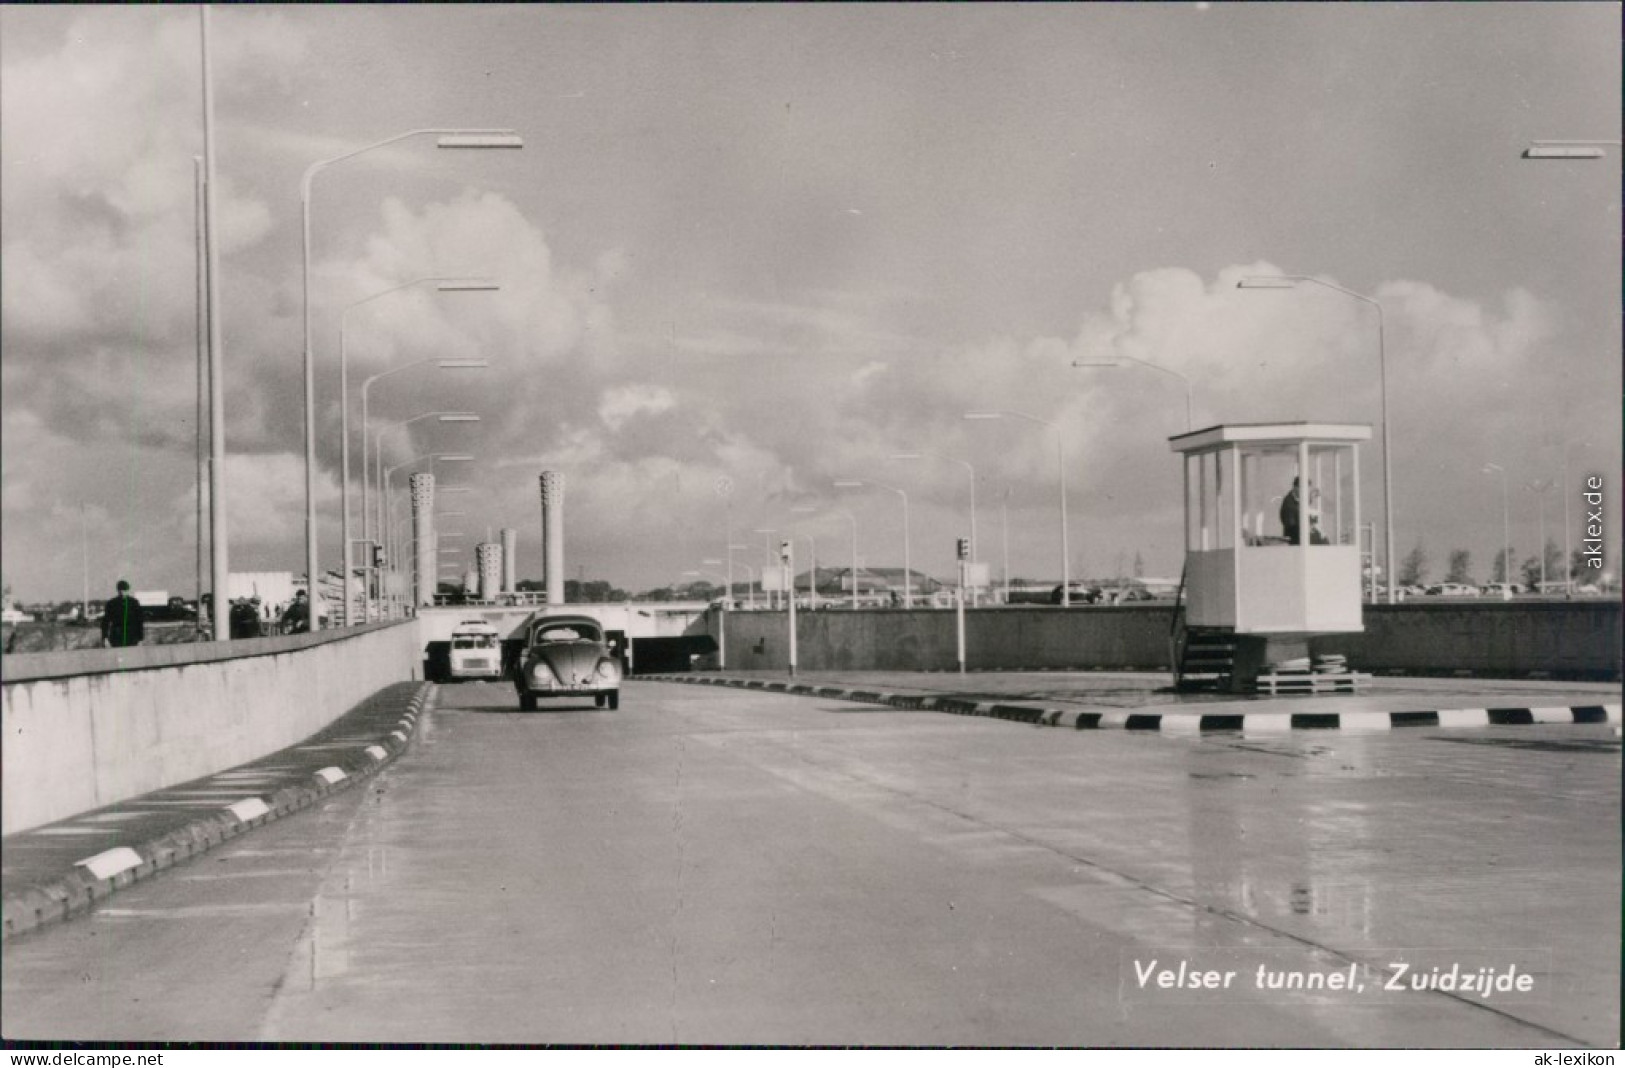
[101,580,145,648]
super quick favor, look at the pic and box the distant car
[1574,584,1602,595]
[1049,584,1102,605]
[1425,583,1478,597]
[514,614,623,711]
[447,619,505,681]
[1479,582,1517,599]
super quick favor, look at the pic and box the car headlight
[595,660,621,683]
[529,663,556,687]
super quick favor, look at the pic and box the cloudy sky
[2,4,1619,601]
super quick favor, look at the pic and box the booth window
[1185,450,1235,551]
[1239,445,1301,547]
[1306,443,1358,546]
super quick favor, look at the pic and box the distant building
[827,567,942,598]
[229,572,298,607]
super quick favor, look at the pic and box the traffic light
[956,537,970,561]
[372,544,385,569]
[779,539,792,562]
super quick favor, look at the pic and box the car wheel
[519,693,537,712]
[607,690,619,710]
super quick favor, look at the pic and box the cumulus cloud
[598,384,676,431]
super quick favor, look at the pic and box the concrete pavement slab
[0,681,431,942]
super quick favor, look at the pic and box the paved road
[3,679,1617,1046]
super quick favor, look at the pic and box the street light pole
[199,6,230,640]
[1529,479,1554,589]
[374,414,479,616]
[1484,463,1510,584]
[890,450,978,604]
[362,361,488,561]
[1237,275,1394,605]
[964,411,1069,606]
[834,479,911,608]
[344,280,495,623]
[1073,355,1194,432]
[724,550,755,610]
[301,127,520,629]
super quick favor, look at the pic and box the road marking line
[225,797,270,823]
[75,847,143,881]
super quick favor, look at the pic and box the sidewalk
[643,670,1622,732]
[1,681,430,942]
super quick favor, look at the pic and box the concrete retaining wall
[1,622,422,835]
[718,602,1621,679]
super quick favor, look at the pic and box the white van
[447,619,505,681]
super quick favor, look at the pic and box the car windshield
[453,635,496,649]
[535,625,596,643]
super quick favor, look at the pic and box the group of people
[100,582,311,647]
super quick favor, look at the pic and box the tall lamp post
[301,127,521,629]
[720,550,756,610]
[792,506,859,611]
[1529,479,1554,589]
[1072,355,1194,432]
[890,450,978,603]
[362,362,489,568]
[834,479,911,608]
[1483,463,1511,585]
[372,412,480,618]
[1237,275,1394,605]
[382,450,475,616]
[964,411,1070,606]
[198,7,230,640]
[342,278,496,624]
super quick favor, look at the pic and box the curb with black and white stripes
[0,682,434,943]
[646,674,1621,733]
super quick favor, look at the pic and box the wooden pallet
[1256,671,1372,695]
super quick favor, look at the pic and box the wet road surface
[3,679,1617,1045]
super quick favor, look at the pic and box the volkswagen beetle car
[513,614,622,711]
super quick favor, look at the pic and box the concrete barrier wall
[719,602,1620,679]
[1,622,422,835]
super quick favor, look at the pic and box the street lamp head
[435,279,500,292]
[701,558,724,566]
[435,454,475,462]
[833,480,864,488]
[1236,276,1298,289]
[437,413,481,423]
[1071,360,1120,368]
[962,412,1004,421]
[888,452,924,461]
[438,486,474,494]
[435,359,490,370]
[1523,144,1607,159]
[435,132,524,150]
